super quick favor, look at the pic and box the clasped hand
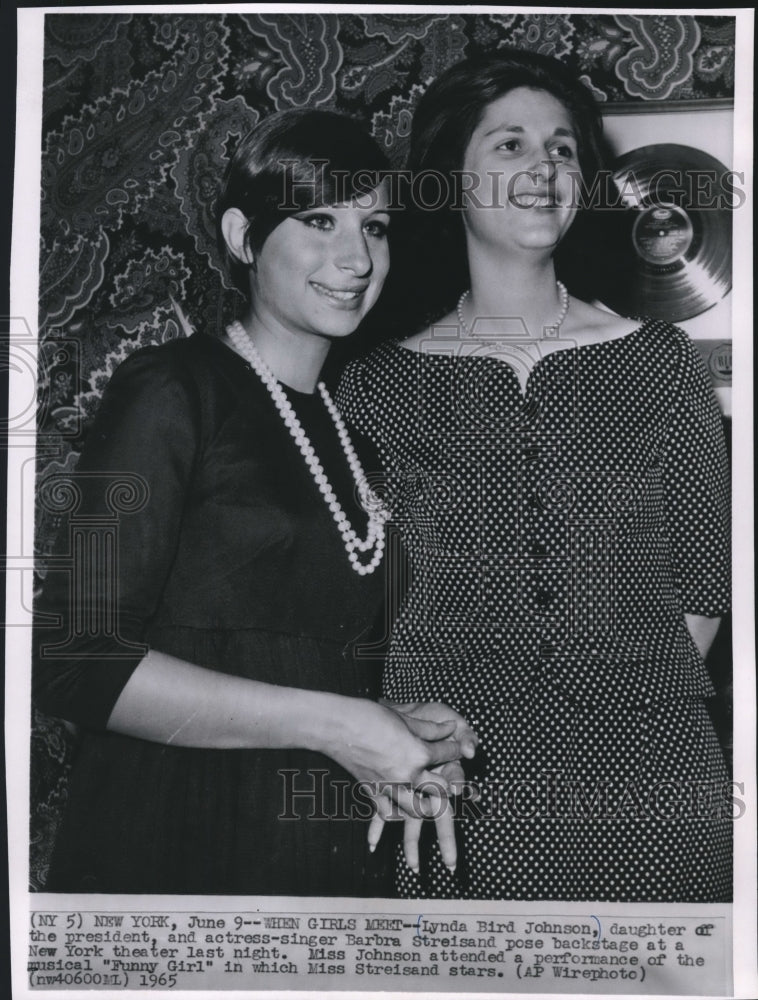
[361,700,478,875]
[326,696,477,873]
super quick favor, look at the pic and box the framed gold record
[596,143,733,322]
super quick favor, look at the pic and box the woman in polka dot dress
[337,50,731,902]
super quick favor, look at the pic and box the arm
[108,649,466,796]
[36,348,467,802]
[662,332,731,627]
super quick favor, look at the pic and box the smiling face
[248,182,391,343]
[462,86,581,257]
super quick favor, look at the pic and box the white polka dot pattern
[337,319,731,902]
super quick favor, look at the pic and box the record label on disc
[632,206,694,266]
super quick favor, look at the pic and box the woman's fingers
[370,768,459,878]
[403,818,423,874]
[423,735,468,770]
[457,729,479,760]
[365,788,408,852]
[400,798,457,874]
[384,699,479,759]
[367,787,428,822]
[398,715,457,742]
[367,812,385,853]
[433,760,467,793]
[434,799,457,872]
[417,768,451,798]
[393,782,439,820]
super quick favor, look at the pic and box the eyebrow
[483,124,577,139]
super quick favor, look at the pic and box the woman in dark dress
[338,51,732,902]
[34,109,474,895]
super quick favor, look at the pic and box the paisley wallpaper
[31,11,736,889]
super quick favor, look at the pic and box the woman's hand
[320,697,467,818]
[382,700,479,760]
[367,761,462,873]
[368,700,479,873]
[109,659,472,868]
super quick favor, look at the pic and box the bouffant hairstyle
[217,109,391,294]
[396,49,610,327]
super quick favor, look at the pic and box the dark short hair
[409,48,605,185]
[217,109,390,293]
[397,49,610,327]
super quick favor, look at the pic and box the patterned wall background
[31,11,736,889]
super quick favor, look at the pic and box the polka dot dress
[337,319,732,902]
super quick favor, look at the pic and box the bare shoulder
[564,298,642,346]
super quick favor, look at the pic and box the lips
[510,190,561,208]
[310,281,369,304]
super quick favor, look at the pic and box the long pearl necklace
[226,320,387,576]
[457,281,570,339]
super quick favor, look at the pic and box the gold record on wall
[597,143,733,322]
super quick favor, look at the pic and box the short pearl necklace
[226,321,387,576]
[457,281,570,339]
